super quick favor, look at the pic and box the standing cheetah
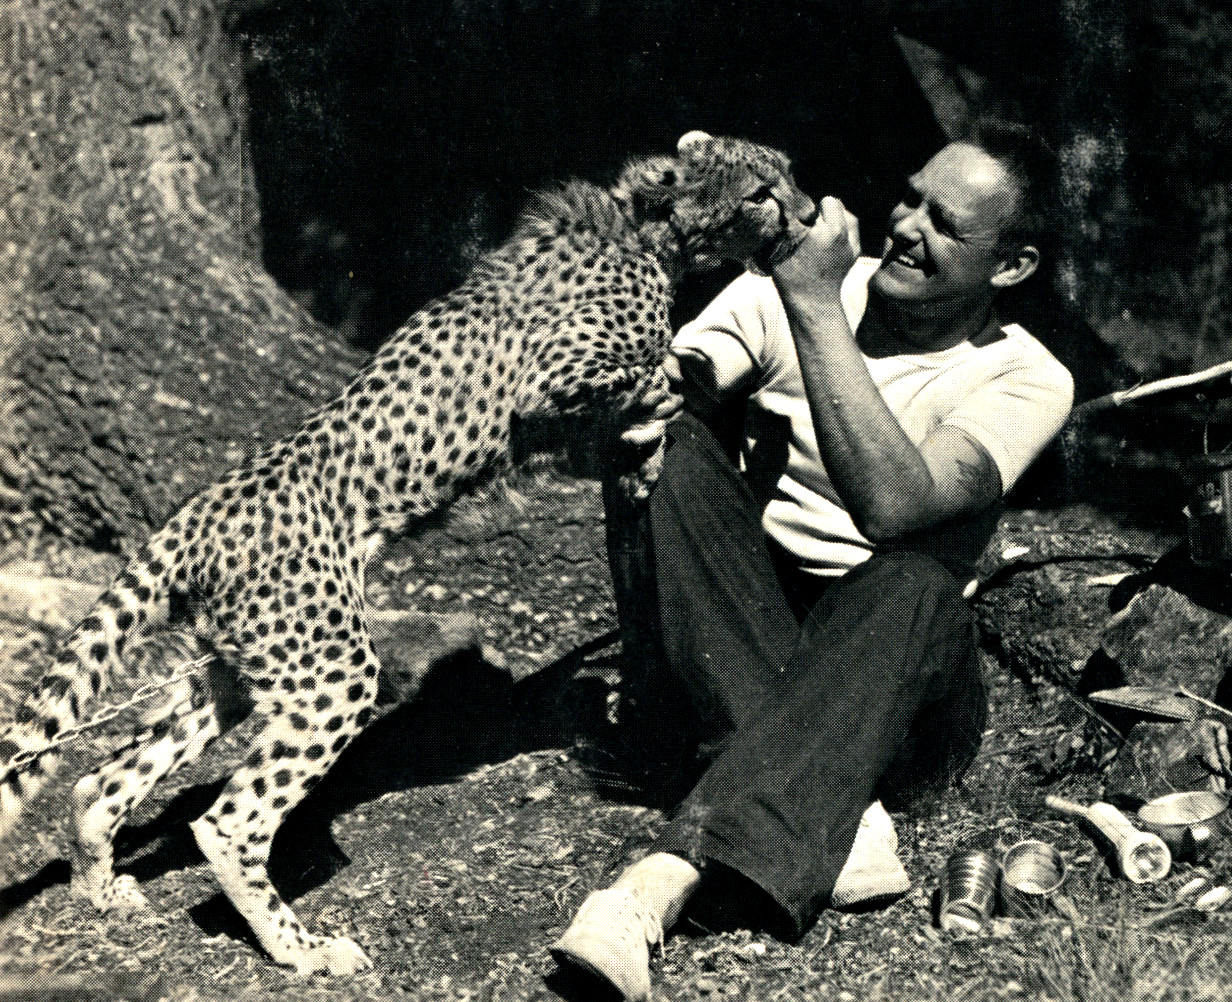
[0,132,815,975]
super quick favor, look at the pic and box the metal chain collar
[0,655,212,785]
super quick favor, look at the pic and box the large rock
[1093,578,1232,804]
[1094,583,1232,699]
[973,507,1172,689]
[1104,720,1226,805]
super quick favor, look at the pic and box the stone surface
[1095,583,1232,700]
[1103,719,1226,805]
[973,507,1173,689]
[972,510,1232,803]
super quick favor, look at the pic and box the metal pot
[1137,791,1229,863]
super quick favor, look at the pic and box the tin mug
[1001,840,1065,918]
[1184,452,1232,568]
[938,849,999,932]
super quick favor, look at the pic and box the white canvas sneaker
[551,886,663,1001]
[830,800,911,908]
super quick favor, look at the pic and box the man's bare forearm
[769,194,1004,540]
[775,280,939,542]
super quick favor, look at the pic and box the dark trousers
[603,411,987,936]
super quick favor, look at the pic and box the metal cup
[938,849,999,932]
[1001,840,1065,918]
[1184,452,1232,568]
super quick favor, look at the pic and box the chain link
[0,655,212,785]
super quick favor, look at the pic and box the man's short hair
[964,118,1060,262]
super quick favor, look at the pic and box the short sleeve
[671,272,777,403]
[942,333,1075,493]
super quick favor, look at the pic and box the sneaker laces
[641,902,665,958]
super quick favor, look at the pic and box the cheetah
[0,131,815,976]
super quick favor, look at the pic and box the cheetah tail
[0,550,175,845]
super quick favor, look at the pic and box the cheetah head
[618,131,817,276]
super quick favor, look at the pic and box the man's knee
[649,411,755,526]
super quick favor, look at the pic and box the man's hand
[610,358,685,502]
[770,195,861,296]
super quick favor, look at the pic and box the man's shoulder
[996,323,1077,389]
[956,322,1076,422]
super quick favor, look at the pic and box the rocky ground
[3,467,1232,1001]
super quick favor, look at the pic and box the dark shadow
[1108,541,1232,619]
[1076,647,1126,699]
[188,892,264,956]
[681,860,801,943]
[0,860,70,924]
[239,1,941,353]
[307,632,619,812]
[113,781,225,882]
[267,637,620,903]
[0,632,622,946]
[1029,400,1222,535]
[114,633,620,932]
[542,963,626,1002]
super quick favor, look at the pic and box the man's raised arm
[769,197,1003,543]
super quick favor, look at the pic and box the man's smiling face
[871,142,1022,313]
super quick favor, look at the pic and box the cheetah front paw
[618,435,666,502]
[289,936,372,977]
[73,871,149,913]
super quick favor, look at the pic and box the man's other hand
[612,358,685,502]
[619,357,685,447]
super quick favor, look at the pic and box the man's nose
[891,203,926,242]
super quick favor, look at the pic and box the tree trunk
[0,0,366,550]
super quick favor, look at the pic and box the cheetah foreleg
[616,432,667,502]
[609,364,674,502]
[69,698,221,912]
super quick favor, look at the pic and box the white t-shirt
[672,258,1075,576]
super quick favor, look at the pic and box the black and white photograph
[2,1,1232,998]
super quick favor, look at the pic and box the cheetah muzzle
[0,131,814,976]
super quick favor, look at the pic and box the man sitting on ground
[551,119,1075,1001]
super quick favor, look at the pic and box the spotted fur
[0,132,812,975]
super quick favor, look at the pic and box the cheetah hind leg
[187,674,377,976]
[69,696,221,913]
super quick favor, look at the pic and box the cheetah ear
[677,131,711,154]
[626,155,679,222]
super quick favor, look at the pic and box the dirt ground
[2,470,1232,1002]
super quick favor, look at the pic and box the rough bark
[0,0,365,550]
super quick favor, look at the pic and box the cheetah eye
[658,168,677,186]
[745,184,775,203]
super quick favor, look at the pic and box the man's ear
[990,244,1040,289]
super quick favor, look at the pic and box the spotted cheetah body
[0,132,813,975]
